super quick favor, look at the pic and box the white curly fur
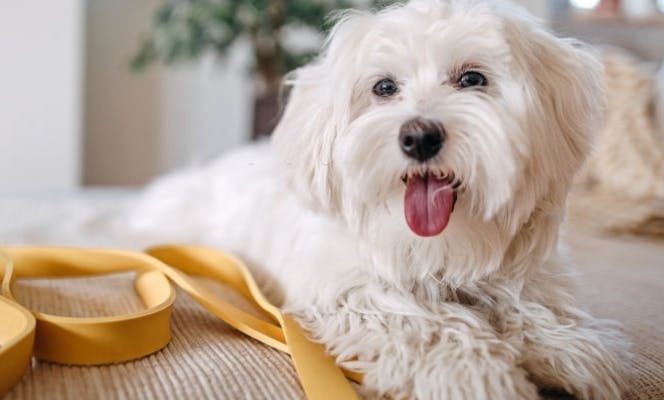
[118,0,633,398]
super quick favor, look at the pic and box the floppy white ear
[500,15,605,274]
[272,12,370,213]
[506,18,604,179]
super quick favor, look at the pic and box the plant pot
[252,87,285,139]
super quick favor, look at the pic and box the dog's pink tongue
[404,174,455,237]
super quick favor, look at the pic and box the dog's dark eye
[457,71,487,89]
[373,78,399,97]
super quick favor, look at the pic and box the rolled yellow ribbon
[0,246,359,399]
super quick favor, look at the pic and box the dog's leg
[289,286,539,400]
[510,262,631,399]
[517,302,630,400]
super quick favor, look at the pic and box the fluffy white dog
[126,0,631,398]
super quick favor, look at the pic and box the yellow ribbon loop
[0,246,359,400]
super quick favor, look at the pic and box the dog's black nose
[399,118,445,162]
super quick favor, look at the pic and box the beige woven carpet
[564,229,664,400]
[3,228,664,399]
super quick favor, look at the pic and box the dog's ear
[505,16,604,181]
[499,15,605,274]
[272,12,370,213]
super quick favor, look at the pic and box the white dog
[125,0,631,398]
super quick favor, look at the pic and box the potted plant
[132,0,386,138]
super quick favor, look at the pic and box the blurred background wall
[1,0,662,195]
[1,0,252,195]
[83,0,251,186]
[0,0,83,194]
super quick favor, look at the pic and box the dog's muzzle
[399,118,446,162]
[399,118,457,237]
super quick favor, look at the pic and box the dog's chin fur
[126,0,631,398]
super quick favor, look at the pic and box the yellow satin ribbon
[0,246,360,399]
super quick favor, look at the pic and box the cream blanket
[571,51,664,236]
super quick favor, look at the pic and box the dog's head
[273,0,603,282]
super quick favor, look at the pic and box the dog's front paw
[411,350,539,400]
[362,337,539,400]
[522,315,631,400]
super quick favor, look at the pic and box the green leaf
[131,0,399,73]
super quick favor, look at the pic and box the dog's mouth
[401,170,459,237]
